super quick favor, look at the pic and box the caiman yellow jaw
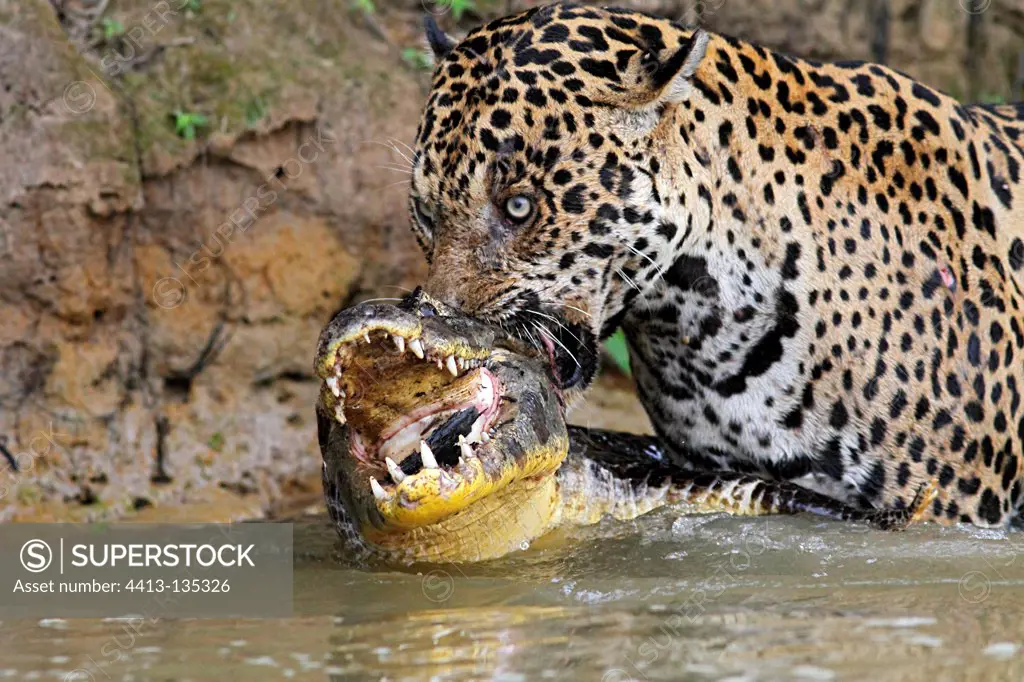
[315,294,568,562]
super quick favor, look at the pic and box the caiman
[314,291,934,563]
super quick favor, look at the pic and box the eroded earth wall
[1,0,1021,521]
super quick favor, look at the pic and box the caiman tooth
[409,338,425,359]
[385,457,405,483]
[481,431,490,443]
[326,375,341,398]
[458,435,474,460]
[369,477,388,501]
[420,440,439,469]
[363,332,372,344]
[394,335,406,354]
[334,404,346,425]
[456,357,465,371]
[446,355,458,376]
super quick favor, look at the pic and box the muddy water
[2,511,1023,681]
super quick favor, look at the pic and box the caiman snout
[315,292,568,562]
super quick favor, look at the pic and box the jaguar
[404,2,1024,527]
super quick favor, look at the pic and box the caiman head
[314,290,569,563]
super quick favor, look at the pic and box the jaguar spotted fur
[405,3,1024,527]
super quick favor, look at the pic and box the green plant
[979,92,1007,105]
[353,0,375,13]
[183,0,202,12]
[402,47,432,70]
[208,432,224,452]
[100,17,125,41]
[437,0,475,20]
[172,110,209,140]
[244,97,267,126]
[604,329,631,375]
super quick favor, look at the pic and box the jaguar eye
[503,195,534,223]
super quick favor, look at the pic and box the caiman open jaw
[315,294,569,562]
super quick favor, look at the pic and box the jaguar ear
[649,29,709,105]
[424,15,456,60]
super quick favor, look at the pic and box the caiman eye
[412,197,435,236]
[503,195,535,224]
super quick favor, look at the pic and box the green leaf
[101,18,124,41]
[172,111,209,140]
[603,329,631,375]
[402,47,432,70]
[353,0,375,13]
[208,432,224,452]
[244,98,267,126]
[436,0,475,20]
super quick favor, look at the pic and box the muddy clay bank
[0,0,428,521]
[0,0,650,522]
[2,0,1020,523]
